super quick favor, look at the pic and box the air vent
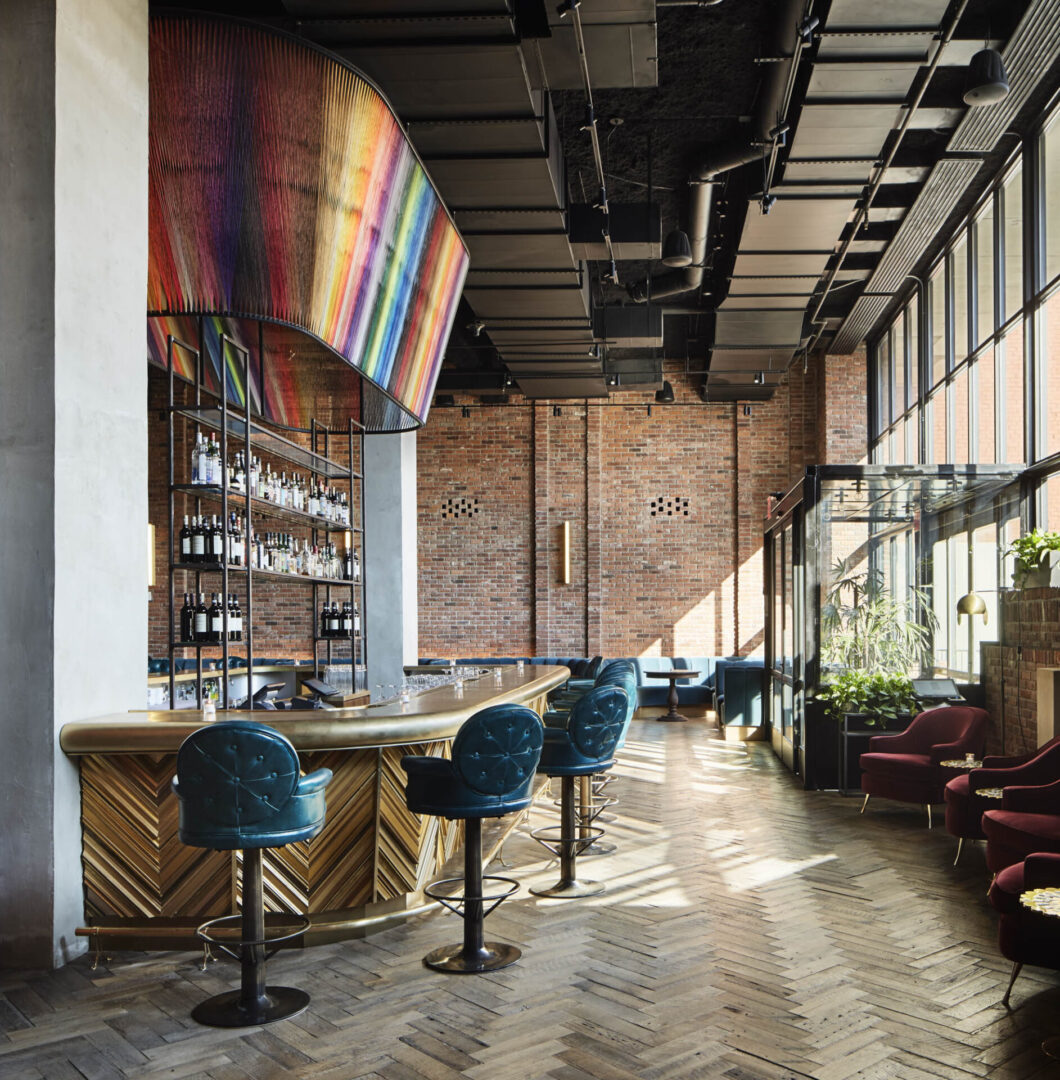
[441,497,480,520]
[650,497,690,518]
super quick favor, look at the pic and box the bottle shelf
[174,406,358,479]
[173,484,362,533]
[172,561,357,587]
[314,634,362,643]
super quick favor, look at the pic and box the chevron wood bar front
[8,718,1060,1078]
[62,666,565,951]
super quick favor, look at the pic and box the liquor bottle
[180,593,194,642]
[180,515,192,562]
[352,548,360,582]
[209,593,224,644]
[228,594,242,642]
[190,515,205,563]
[327,601,340,637]
[210,515,223,562]
[210,437,222,486]
[228,511,241,567]
[353,602,361,635]
[194,592,208,642]
[192,432,208,484]
[234,451,246,493]
[320,599,331,639]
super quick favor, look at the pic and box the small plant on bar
[1006,528,1060,588]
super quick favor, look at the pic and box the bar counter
[61,665,569,951]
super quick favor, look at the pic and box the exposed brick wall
[982,586,1060,756]
[417,352,864,659]
[147,367,355,667]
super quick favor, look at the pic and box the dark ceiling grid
[157,0,1051,402]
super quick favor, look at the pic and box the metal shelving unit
[164,332,366,710]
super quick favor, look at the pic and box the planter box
[1015,552,1060,588]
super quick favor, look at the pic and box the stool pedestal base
[191,986,309,1028]
[530,878,603,899]
[424,942,521,973]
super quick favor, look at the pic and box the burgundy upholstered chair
[983,778,1060,874]
[987,852,1060,1004]
[859,706,989,827]
[945,737,1060,864]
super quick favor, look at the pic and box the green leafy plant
[821,558,936,673]
[1005,528,1060,587]
[817,670,916,728]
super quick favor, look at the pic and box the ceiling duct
[626,0,808,304]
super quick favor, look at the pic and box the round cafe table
[1018,888,1060,1058]
[646,670,701,723]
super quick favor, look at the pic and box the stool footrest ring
[195,913,310,965]
[529,824,604,860]
[424,875,519,921]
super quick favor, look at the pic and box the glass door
[767,508,803,770]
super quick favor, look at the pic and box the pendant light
[661,229,692,268]
[963,48,1009,106]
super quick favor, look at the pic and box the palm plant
[821,557,936,673]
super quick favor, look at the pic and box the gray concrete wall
[364,432,419,691]
[0,0,149,968]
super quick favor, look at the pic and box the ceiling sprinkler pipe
[627,0,807,304]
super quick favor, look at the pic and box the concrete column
[0,0,148,968]
[364,432,419,691]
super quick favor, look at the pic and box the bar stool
[402,703,543,973]
[172,720,332,1027]
[531,685,627,898]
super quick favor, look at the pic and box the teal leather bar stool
[402,704,543,973]
[173,720,332,1027]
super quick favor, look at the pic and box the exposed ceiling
[157,0,1060,402]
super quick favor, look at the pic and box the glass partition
[764,465,1020,786]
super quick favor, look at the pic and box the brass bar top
[61,664,570,756]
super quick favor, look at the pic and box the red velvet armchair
[983,777,1060,873]
[987,852,1060,1004]
[859,706,989,827]
[945,737,1060,864]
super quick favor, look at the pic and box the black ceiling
[155,0,1060,402]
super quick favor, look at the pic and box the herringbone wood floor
[4,721,1060,1079]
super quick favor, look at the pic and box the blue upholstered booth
[717,664,764,727]
[402,704,543,973]
[172,721,332,1027]
[531,685,627,898]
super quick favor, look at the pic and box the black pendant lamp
[655,381,675,404]
[963,48,1009,106]
[661,229,692,268]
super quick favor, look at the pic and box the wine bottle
[232,594,243,642]
[194,592,208,642]
[353,602,361,635]
[340,601,351,637]
[190,515,205,563]
[320,599,330,639]
[209,593,223,644]
[327,601,340,637]
[180,593,193,642]
[180,515,192,562]
[210,515,223,562]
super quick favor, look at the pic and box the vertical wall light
[561,522,571,585]
[147,523,156,589]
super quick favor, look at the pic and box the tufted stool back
[452,705,544,796]
[568,685,627,762]
[174,720,330,850]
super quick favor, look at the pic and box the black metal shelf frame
[165,332,367,710]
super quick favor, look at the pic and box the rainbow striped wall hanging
[147,15,468,432]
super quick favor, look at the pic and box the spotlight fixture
[607,374,620,387]
[743,404,753,416]
[461,405,471,418]
[434,394,455,408]
[467,320,485,337]
[655,381,675,404]
[963,48,1010,106]
[661,228,693,268]
[797,14,819,45]
[761,194,777,215]
[553,404,562,416]
[769,122,790,146]
[580,103,596,132]
[754,371,765,385]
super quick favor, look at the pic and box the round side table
[1019,888,1060,1058]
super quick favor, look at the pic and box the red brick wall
[982,587,1060,756]
[417,352,865,659]
[147,367,354,666]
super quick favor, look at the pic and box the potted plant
[817,670,916,731]
[1006,528,1060,588]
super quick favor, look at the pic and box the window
[953,235,969,363]
[931,267,947,386]
[952,365,970,464]
[907,294,919,407]
[1000,323,1025,462]
[1003,162,1023,321]
[1040,287,1060,458]
[976,348,996,463]
[975,204,995,345]
[1043,112,1060,286]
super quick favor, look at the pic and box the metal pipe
[628,0,808,303]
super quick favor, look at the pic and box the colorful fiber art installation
[147,15,468,432]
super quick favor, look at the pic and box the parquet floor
[4,720,1060,1080]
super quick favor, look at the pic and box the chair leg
[424,817,521,973]
[1002,961,1023,1006]
[191,848,309,1027]
[925,803,933,829]
[860,794,870,815]
[531,776,604,898]
[953,837,964,866]
[579,774,616,857]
